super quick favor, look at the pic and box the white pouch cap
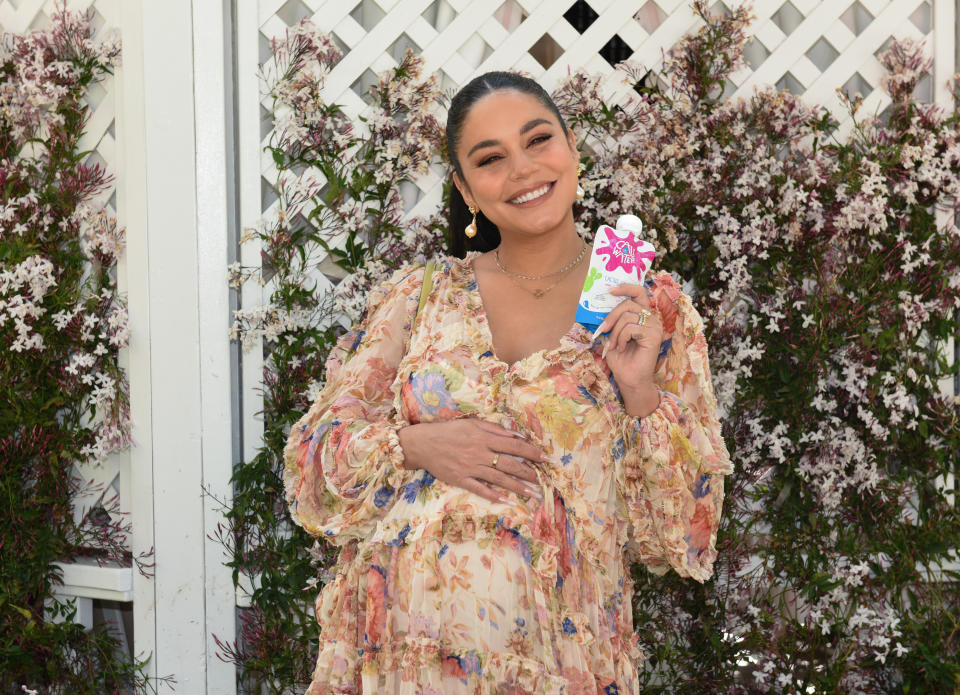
[616,214,643,235]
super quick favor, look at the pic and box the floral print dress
[282,251,733,694]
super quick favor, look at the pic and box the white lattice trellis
[250,0,942,227]
[0,0,134,642]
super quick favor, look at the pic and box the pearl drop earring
[465,205,478,238]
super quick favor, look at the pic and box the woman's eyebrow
[466,118,553,158]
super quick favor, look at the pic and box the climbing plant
[225,2,960,692]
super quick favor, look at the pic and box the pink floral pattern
[282,251,734,694]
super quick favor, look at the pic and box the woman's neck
[493,228,585,277]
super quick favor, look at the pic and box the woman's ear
[566,129,579,161]
[452,171,474,208]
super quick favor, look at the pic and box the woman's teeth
[509,183,551,204]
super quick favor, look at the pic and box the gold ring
[491,453,500,468]
[637,309,652,326]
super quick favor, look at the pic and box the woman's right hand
[397,419,545,503]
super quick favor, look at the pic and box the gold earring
[576,163,585,200]
[465,205,478,238]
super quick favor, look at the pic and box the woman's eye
[476,135,550,166]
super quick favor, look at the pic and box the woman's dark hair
[446,71,571,258]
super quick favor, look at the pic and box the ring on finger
[491,453,500,468]
[637,308,652,326]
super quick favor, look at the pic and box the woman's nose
[509,151,535,180]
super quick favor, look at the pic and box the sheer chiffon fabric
[283,252,733,694]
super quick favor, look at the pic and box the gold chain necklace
[496,241,589,298]
[495,240,588,280]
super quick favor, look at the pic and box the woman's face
[452,89,579,242]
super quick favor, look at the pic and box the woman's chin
[497,207,574,238]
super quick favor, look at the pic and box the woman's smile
[508,181,555,205]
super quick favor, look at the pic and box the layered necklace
[494,239,589,298]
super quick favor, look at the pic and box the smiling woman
[282,71,734,694]
[446,76,581,258]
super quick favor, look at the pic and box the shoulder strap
[416,259,437,320]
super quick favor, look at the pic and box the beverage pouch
[575,214,656,334]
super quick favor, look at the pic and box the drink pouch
[575,214,656,335]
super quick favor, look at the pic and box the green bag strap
[416,259,437,320]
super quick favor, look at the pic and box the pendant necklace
[495,240,588,298]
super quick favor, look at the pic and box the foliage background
[224,3,960,693]
[0,7,158,694]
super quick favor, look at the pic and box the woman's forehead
[459,90,557,136]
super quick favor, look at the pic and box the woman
[282,71,733,694]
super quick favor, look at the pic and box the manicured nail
[499,494,511,504]
[601,343,608,359]
[591,325,604,340]
[509,431,527,438]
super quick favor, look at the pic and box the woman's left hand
[594,283,664,392]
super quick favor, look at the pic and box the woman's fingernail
[499,494,512,504]
[601,344,608,359]
[510,431,527,438]
[591,325,604,340]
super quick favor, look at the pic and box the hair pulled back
[445,71,571,257]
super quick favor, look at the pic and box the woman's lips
[508,181,555,206]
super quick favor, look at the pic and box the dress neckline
[458,250,594,372]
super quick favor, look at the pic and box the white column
[117,0,157,682]
[236,0,266,466]
[120,0,236,690]
[934,0,957,510]
[193,0,239,691]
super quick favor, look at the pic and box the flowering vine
[227,2,960,692]
[0,6,156,692]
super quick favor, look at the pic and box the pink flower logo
[595,226,654,275]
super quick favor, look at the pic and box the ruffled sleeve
[615,271,734,583]
[281,263,425,545]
